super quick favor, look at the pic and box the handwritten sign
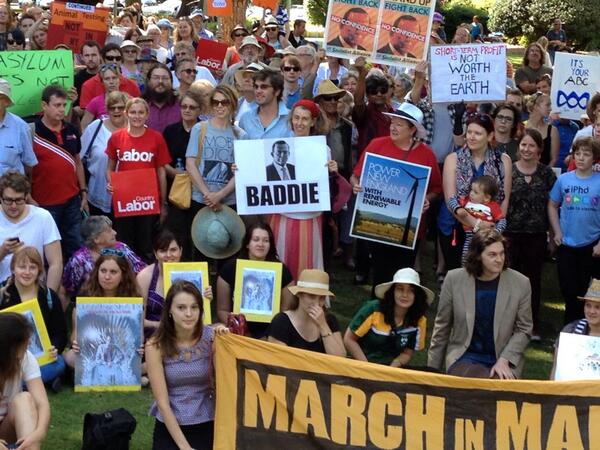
[46,1,109,51]
[430,44,507,103]
[0,50,74,117]
[196,39,228,71]
[111,169,161,218]
[551,52,600,120]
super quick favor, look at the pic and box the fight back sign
[111,169,160,217]
[234,136,331,215]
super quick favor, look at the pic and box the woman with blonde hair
[524,91,559,166]
[0,3,14,50]
[168,16,198,63]
[27,17,48,50]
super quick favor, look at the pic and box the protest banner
[430,44,507,103]
[554,332,600,380]
[550,52,600,120]
[372,0,435,67]
[350,153,430,250]
[111,168,160,218]
[46,2,109,52]
[1,299,55,366]
[324,0,379,59]
[233,259,282,323]
[206,0,233,16]
[196,39,228,71]
[252,0,278,11]
[75,297,143,392]
[163,262,212,324]
[214,333,600,449]
[234,136,331,215]
[0,50,73,117]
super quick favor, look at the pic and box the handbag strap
[194,121,208,167]
[82,120,104,162]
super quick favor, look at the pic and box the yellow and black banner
[214,334,600,449]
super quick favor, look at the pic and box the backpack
[82,408,137,450]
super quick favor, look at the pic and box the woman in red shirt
[106,98,171,262]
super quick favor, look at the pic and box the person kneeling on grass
[0,313,50,450]
[343,268,434,367]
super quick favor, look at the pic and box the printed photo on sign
[554,332,600,381]
[234,136,331,215]
[170,270,203,293]
[324,1,376,59]
[350,153,431,249]
[75,298,143,392]
[163,262,212,324]
[233,259,282,322]
[24,310,44,357]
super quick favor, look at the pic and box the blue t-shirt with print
[549,171,600,247]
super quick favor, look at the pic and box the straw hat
[191,205,246,259]
[374,268,435,304]
[288,270,335,297]
[313,80,346,102]
[382,102,427,139]
[239,35,262,51]
[578,279,600,302]
[120,40,140,50]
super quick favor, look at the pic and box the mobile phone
[9,237,20,243]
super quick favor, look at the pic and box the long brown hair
[0,313,32,390]
[83,254,140,297]
[464,229,509,277]
[151,280,204,357]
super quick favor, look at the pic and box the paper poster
[206,0,233,16]
[196,39,228,71]
[75,297,143,392]
[46,2,109,51]
[163,262,212,324]
[324,0,378,59]
[550,52,600,120]
[1,299,55,366]
[554,332,600,381]
[233,259,282,323]
[111,168,160,218]
[430,44,507,103]
[350,153,431,249]
[0,50,74,117]
[234,136,331,215]
[372,0,435,66]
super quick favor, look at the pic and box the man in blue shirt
[190,8,215,41]
[0,79,37,177]
[546,18,567,64]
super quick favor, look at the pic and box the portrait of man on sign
[328,7,371,51]
[266,140,296,181]
[378,15,424,58]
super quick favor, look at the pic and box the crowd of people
[0,3,598,449]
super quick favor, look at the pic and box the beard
[145,87,173,104]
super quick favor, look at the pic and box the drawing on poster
[170,271,203,293]
[23,310,44,357]
[241,268,275,314]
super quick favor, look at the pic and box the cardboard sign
[46,1,109,52]
[111,168,160,218]
[350,153,430,250]
[196,39,228,71]
[252,0,278,12]
[234,136,331,215]
[163,262,212,324]
[430,44,507,103]
[554,332,600,380]
[233,259,283,323]
[0,50,74,117]
[206,0,233,16]
[551,52,600,120]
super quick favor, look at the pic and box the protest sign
[0,50,73,117]
[206,0,233,16]
[163,262,212,324]
[350,153,430,249]
[196,39,228,71]
[234,136,331,215]
[430,44,507,103]
[46,2,109,51]
[551,52,600,120]
[554,332,600,380]
[372,0,435,66]
[324,0,379,59]
[75,297,143,392]
[1,299,55,366]
[215,333,600,449]
[252,0,278,11]
[233,259,282,323]
[111,168,161,218]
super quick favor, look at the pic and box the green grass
[44,238,562,449]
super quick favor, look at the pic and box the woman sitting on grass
[0,313,50,450]
[343,268,433,367]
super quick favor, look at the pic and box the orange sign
[206,0,233,17]
[46,1,109,52]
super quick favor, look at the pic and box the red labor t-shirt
[106,128,171,172]
[80,75,141,109]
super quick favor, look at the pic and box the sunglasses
[211,98,231,107]
[104,55,122,62]
[282,66,301,72]
[100,63,119,73]
[123,49,138,54]
[265,26,278,31]
[320,95,341,102]
[100,248,125,258]
[181,68,198,75]
[367,87,388,95]
[7,39,22,45]
[233,32,248,37]
[108,105,125,111]
[181,103,199,111]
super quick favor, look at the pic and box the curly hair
[83,254,139,297]
[464,229,508,278]
[380,284,428,328]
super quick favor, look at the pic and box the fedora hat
[383,102,427,139]
[288,269,335,297]
[314,79,346,102]
[191,205,246,259]
[578,279,600,302]
[240,35,262,51]
[374,268,435,304]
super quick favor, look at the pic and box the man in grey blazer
[428,229,533,379]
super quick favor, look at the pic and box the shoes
[530,334,541,342]
[50,377,62,393]
[141,376,150,387]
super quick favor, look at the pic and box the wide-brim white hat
[374,268,435,304]
[383,102,427,139]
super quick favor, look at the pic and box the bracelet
[80,188,88,194]
[321,332,333,338]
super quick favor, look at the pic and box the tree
[307,0,327,26]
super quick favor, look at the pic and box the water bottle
[175,158,185,171]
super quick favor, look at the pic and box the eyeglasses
[495,114,514,123]
[367,87,388,95]
[100,63,119,72]
[108,105,125,111]
[100,248,125,258]
[123,48,138,54]
[175,52,188,57]
[265,26,278,31]
[254,83,272,90]
[104,55,122,62]
[180,68,198,75]
[150,75,171,82]
[282,66,301,72]
[233,32,248,37]
[211,98,231,107]
[181,103,199,110]
[1,196,26,205]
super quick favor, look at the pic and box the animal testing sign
[430,44,506,103]
[550,52,600,120]
[214,333,600,449]
[234,136,331,215]
[46,2,109,52]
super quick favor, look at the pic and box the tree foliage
[307,0,327,26]
[440,1,489,41]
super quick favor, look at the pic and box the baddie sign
[111,168,161,217]
[234,136,331,215]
